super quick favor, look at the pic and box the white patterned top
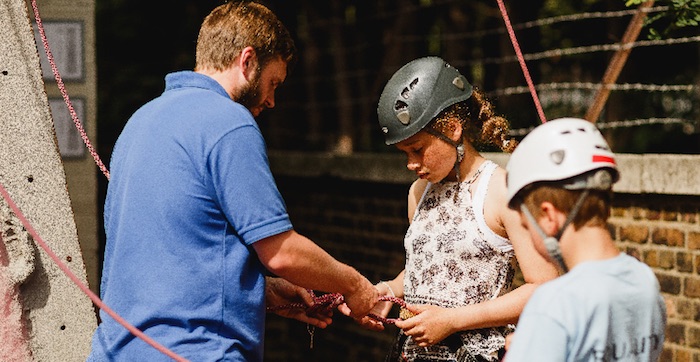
[401,160,516,361]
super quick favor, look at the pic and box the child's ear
[540,202,563,236]
[449,118,463,142]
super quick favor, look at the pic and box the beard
[234,70,262,112]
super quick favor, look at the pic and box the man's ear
[238,46,258,81]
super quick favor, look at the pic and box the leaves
[624,0,700,39]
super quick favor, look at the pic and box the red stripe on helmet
[592,155,616,164]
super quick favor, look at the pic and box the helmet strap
[519,189,590,273]
[454,143,465,181]
[425,127,465,181]
[520,204,567,272]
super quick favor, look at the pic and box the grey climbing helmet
[377,56,474,145]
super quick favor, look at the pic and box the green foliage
[625,0,700,38]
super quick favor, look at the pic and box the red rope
[30,0,111,180]
[267,291,409,325]
[25,2,187,359]
[25,0,526,354]
[0,183,186,361]
[495,0,547,124]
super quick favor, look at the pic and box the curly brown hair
[431,88,517,153]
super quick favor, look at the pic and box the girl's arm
[396,168,558,346]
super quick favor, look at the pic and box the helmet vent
[452,76,465,90]
[550,150,565,165]
[396,110,410,125]
[394,100,411,124]
[394,100,408,111]
[401,77,419,99]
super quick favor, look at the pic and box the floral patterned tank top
[401,160,516,361]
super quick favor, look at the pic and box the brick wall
[264,152,700,362]
[265,176,408,361]
[612,194,700,361]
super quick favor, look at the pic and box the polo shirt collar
[164,71,230,99]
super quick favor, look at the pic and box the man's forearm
[254,230,366,295]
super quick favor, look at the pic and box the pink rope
[30,0,110,180]
[25,2,188,358]
[25,0,524,353]
[0,183,186,361]
[495,0,547,124]
[267,291,409,325]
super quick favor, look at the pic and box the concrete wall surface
[0,0,96,360]
[269,151,700,195]
[30,0,101,296]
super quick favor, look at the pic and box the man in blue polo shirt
[88,2,378,361]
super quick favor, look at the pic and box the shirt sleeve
[208,124,292,245]
[505,312,569,362]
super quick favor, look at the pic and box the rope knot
[266,290,409,324]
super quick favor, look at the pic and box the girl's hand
[394,304,456,347]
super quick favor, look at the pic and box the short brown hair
[195,1,296,72]
[521,185,612,229]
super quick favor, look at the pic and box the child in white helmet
[365,56,558,362]
[503,117,666,361]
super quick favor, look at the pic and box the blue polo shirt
[89,71,293,361]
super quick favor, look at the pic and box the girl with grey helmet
[365,57,558,362]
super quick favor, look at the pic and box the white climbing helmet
[506,117,619,208]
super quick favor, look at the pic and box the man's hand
[335,277,381,331]
[342,281,396,331]
[265,277,332,328]
[340,277,378,319]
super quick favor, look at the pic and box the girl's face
[395,129,458,183]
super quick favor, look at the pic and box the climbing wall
[0,0,96,360]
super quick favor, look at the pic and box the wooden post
[585,0,655,123]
